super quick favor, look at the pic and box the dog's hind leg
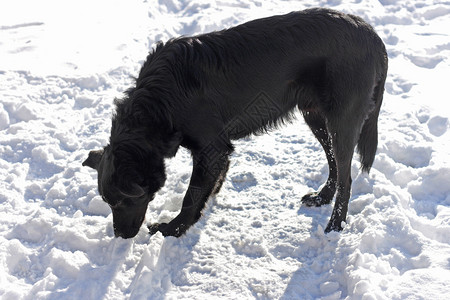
[324,125,355,232]
[323,99,369,232]
[149,141,232,237]
[301,111,337,207]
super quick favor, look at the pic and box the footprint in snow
[406,54,444,69]
[230,172,257,191]
[385,77,415,95]
[427,116,449,137]
[422,6,450,20]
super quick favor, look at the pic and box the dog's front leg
[149,145,231,237]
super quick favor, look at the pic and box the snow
[0,0,449,299]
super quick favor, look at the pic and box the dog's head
[82,143,166,238]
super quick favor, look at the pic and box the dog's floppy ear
[118,183,145,198]
[82,149,104,170]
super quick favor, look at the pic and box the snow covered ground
[1,0,449,299]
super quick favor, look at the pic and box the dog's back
[143,8,387,144]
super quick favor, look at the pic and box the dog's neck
[110,117,181,159]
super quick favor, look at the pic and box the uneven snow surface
[1,0,449,299]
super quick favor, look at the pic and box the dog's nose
[114,230,134,239]
[112,215,145,239]
[114,224,141,239]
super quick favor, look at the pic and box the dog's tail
[357,60,388,173]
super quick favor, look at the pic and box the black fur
[83,8,387,239]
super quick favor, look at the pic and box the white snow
[1,0,449,299]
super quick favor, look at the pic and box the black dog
[83,8,387,239]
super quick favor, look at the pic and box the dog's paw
[148,223,165,236]
[324,220,344,233]
[301,192,328,207]
[148,222,186,237]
